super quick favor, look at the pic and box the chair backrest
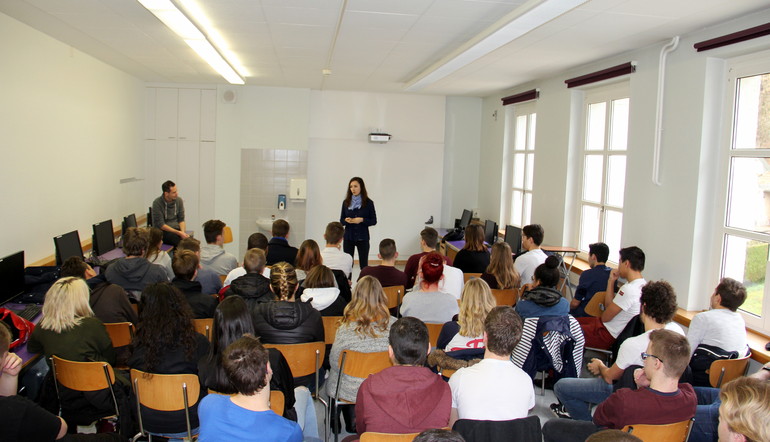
[622,418,694,442]
[51,355,116,391]
[193,318,214,341]
[219,274,227,283]
[710,354,751,388]
[265,342,326,378]
[360,431,421,441]
[130,369,201,412]
[382,285,404,310]
[583,291,606,317]
[338,350,392,379]
[440,367,458,378]
[453,416,542,442]
[491,289,518,306]
[104,322,134,348]
[223,226,233,244]
[323,316,343,345]
[463,273,482,283]
[425,322,444,348]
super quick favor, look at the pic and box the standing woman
[340,177,377,269]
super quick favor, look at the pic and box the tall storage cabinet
[144,87,216,234]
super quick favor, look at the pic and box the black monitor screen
[459,209,473,229]
[92,220,116,257]
[0,251,25,304]
[484,220,498,245]
[54,230,84,266]
[122,213,137,236]
[504,225,522,253]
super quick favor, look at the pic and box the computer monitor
[0,251,25,305]
[504,225,523,253]
[459,209,473,229]
[484,220,498,245]
[147,206,153,227]
[54,230,84,266]
[122,213,137,236]
[92,219,116,257]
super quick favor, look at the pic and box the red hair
[420,252,444,284]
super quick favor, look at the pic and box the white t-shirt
[514,249,547,286]
[687,308,748,355]
[449,359,535,421]
[614,322,685,369]
[445,333,485,352]
[321,246,353,277]
[411,265,464,300]
[604,278,646,338]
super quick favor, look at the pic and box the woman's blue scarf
[349,194,362,210]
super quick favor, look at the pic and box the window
[505,102,536,227]
[719,59,770,332]
[577,84,629,263]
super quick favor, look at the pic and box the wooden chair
[218,274,227,284]
[491,289,518,306]
[193,318,214,341]
[207,389,285,415]
[709,354,751,388]
[130,369,200,441]
[360,431,422,441]
[104,322,135,348]
[332,350,392,442]
[463,273,482,283]
[584,291,606,317]
[622,418,694,442]
[323,316,343,345]
[425,322,444,349]
[383,285,404,312]
[50,356,120,423]
[223,225,233,244]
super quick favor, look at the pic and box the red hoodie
[355,365,451,435]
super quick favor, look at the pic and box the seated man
[197,334,302,442]
[224,233,270,286]
[60,256,138,325]
[171,250,219,319]
[405,227,452,290]
[266,220,299,266]
[104,227,168,298]
[320,221,353,278]
[570,242,611,317]
[542,329,697,442]
[358,238,408,287]
[449,306,535,425]
[688,277,749,386]
[200,219,239,276]
[151,180,188,247]
[224,249,274,308]
[513,224,547,286]
[577,246,646,350]
[177,237,223,295]
[356,317,451,435]
[551,280,683,421]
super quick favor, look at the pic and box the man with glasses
[542,329,696,442]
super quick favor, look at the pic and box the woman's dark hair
[534,255,561,288]
[462,223,486,252]
[295,239,322,271]
[145,227,163,261]
[304,265,336,289]
[135,282,198,373]
[420,252,444,286]
[205,296,255,393]
[343,177,369,208]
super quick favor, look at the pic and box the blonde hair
[458,278,496,337]
[719,377,770,442]
[341,276,390,338]
[39,277,94,333]
[269,262,298,301]
[243,248,266,273]
[486,242,520,289]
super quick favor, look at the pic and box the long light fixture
[405,0,587,92]
[137,0,245,85]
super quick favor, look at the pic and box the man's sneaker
[550,402,572,419]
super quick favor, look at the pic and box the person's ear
[387,345,396,364]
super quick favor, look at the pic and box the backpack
[0,308,36,349]
[690,343,739,387]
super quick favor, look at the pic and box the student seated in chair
[224,248,275,309]
[171,250,219,319]
[176,237,223,295]
[60,256,138,325]
[152,179,188,247]
[405,227,453,290]
[358,238,408,288]
[224,233,270,286]
[355,317,451,436]
[200,219,239,276]
[513,224,547,286]
[570,242,611,318]
[266,219,299,267]
[198,334,302,442]
[321,221,353,278]
[104,227,168,297]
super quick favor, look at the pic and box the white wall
[442,97,482,226]
[0,12,144,262]
[479,8,770,310]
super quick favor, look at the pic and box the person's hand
[178,231,190,239]
[587,358,605,376]
[344,217,352,224]
[1,352,22,377]
[609,268,620,283]
[521,283,534,292]
[633,368,650,388]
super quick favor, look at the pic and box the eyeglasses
[640,352,663,363]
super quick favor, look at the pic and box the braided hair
[269,262,299,301]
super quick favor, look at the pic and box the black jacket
[340,200,377,242]
[252,300,324,345]
[171,278,218,319]
[224,273,275,309]
[266,238,299,266]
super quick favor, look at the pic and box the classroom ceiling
[1,0,768,96]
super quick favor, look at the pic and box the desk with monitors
[0,251,42,367]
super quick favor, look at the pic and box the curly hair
[295,239,322,271]
[341,276,390,338]
[269,262,299,301]
[486,242,519,289]
[640,280,677,324]
[458,278,496,338]
[135,282,198,373]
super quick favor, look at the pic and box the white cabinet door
[143,139,157,206]
[199,142,216,225]
[144,88,157,140]
[200,89,217,142]
[156,88,179,140]
[178,89,201,141]
[177,140,201,232]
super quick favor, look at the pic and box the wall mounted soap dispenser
[278,194,286,210]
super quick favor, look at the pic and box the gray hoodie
[200,243,238,276]
[104,257,169,294]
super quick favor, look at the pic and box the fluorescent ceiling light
[405,0,588,92]
[137,0,245,84]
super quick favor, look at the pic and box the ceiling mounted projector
[368,133,392,143]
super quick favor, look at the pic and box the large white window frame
[716,53,770,333]
[576,82,630,264]
[502,102,536,227]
